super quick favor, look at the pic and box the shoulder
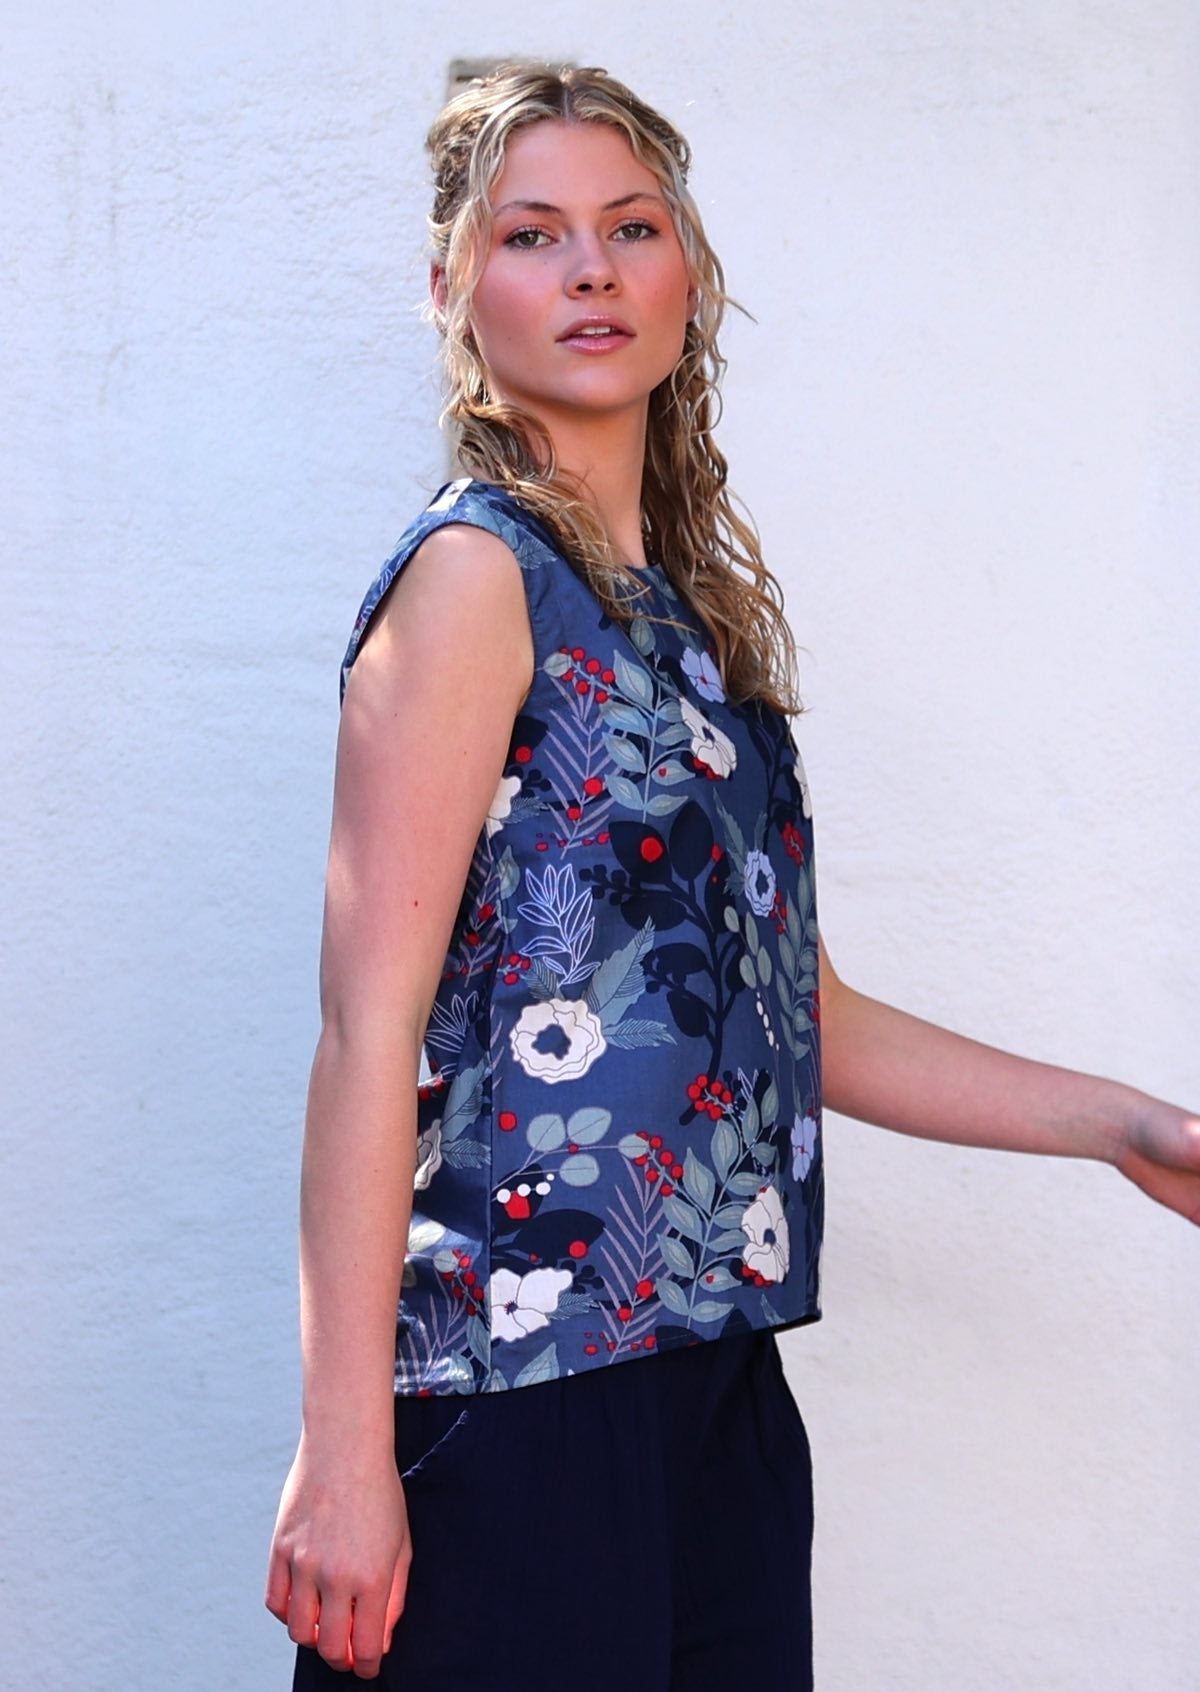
[351,517,533,698]
[341,478,572,705]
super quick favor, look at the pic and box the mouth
[557,316,636,349]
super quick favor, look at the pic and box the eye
[504,225,552,250]
[615,219,658,241]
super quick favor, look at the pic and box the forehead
[489,119,664,210]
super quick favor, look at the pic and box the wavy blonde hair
[424,62,803,716]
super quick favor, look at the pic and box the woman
[265,62,1199,1689]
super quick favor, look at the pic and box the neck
[514,399,652,568]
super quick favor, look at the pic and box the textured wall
[4,3,1197,1687]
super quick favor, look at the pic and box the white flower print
[743,849,776,916]
[791,1112,818,1182]
[741,1183,790,1283]
[793,751,812,819]
[509,997,607,1083]
[680,697,737,779]
[413,1120,443,1191]
[681,645,725,703]
[490,1265,574,1343]
[485,772,522,838]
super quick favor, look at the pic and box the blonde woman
[265,62,1199,1690]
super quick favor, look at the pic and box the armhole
[340,488,534,706]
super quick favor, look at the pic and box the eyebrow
[492,191,664,216]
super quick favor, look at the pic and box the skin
[265,117,1200,1679]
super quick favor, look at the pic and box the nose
[565,234,619,296]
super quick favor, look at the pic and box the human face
[463,119,696,433]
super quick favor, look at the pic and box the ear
[686,278,700,322]
[429,262,449,328]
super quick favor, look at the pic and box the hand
[1114,1093,1200,1225]
[265,1431,411,1679]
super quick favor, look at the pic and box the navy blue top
[342,477,824,1395]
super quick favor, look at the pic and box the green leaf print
[614,651,654,708]
[560,1153,601,1186]
[598,698,651,736]
[662,1193,706,1244]
[656,1276,690,1316]
[710,1119,739,1182]
[526,1113,567,1151]
[690,1299,733,1324]
[659,1233,695,1278]
[682,1146,715,1211]
[606,734,648,773]
[566,1106,611,1145]
[588,918,653,1022]
[607,772,644,810]
[514,1343,560,1387]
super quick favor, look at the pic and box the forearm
[296,1023,417,1455]
[822,978,1146,1163]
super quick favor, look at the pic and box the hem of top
[390,1305,823,1398]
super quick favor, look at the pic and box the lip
[556,314,636,345]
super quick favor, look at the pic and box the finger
[382,1547,412,1657]
[286,1572,321,1650]
[264,1546,292,1624]
[314,1593,354,1673]
[348,1588,390,1680]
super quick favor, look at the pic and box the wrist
[1098,1081,1149,1167]
[300,1383,397,1460]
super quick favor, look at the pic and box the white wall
[4,3,1196,1687]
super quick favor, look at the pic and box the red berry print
[781,820,805,864]
[687,1071,732,1120]
[498,1111,518,1131]
[640,835,665,863]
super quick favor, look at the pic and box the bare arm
[818,935,1200,1225]
[265,522,535,1678]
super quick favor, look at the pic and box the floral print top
[342,478,824,1395]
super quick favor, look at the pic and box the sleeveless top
[342,478,824,1396]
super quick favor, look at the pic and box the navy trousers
[292,1327,813,1690]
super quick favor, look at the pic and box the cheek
[471,266,544,356]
